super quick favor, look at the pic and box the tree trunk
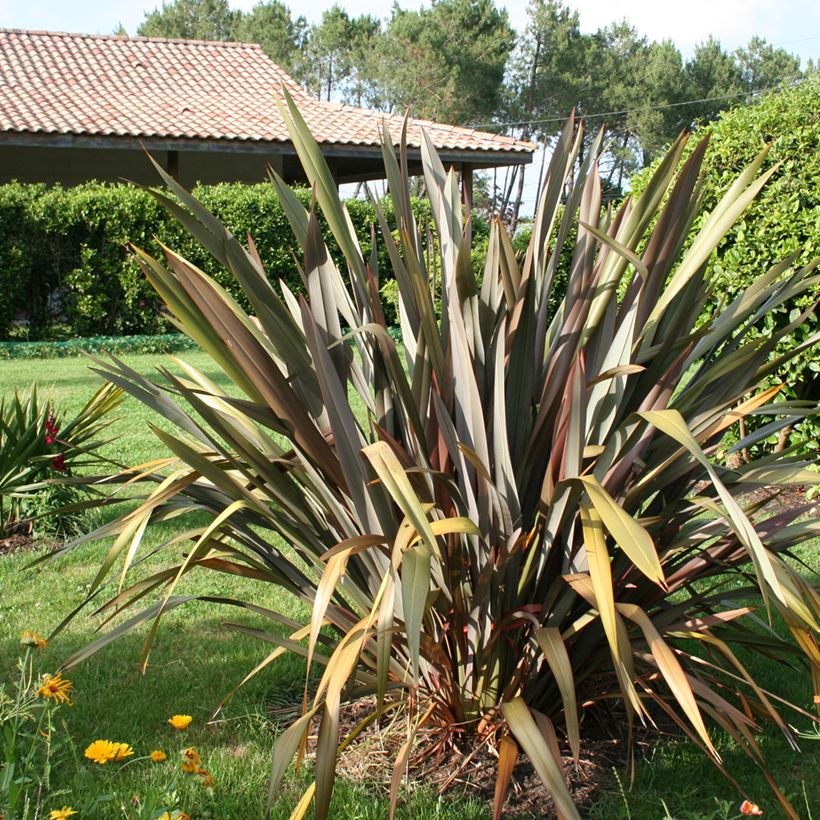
[510,160,527,233]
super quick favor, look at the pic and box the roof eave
[0,131,534,170]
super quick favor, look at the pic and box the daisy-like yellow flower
[37,673,73,706]
[167,714,192,730]
[111,742,134,762]
[84,739,119,764]
[150,749,167,762]
[49,808,76,819]
[21,630,48,650]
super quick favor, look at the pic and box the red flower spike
[740,800,764,816]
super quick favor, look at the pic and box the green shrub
[629,76,820,456]
[59,101,820,818]
[0,182,46,336]
[0,332,197,360]
[0,180,484,340]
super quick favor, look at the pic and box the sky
[1,0,818,64]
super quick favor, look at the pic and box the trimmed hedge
[0,181,486,340]
[0,332,197,360]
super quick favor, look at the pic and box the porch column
[166,149,179,181]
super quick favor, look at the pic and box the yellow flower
[49,808,76,820]
[84,739,119,765]
[167,714,192,730]
[37,673,73,706]
[150,749,167,762]
[21,630,48,650]
[112,742,134,762]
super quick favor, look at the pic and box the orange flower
[37,673,73,706]
[813,694,820,705]
[167,714,192,730]
[49,808,76,820]
[180,747,202,773]
[21,630,48,650]
[740,800,764,816]
[150,749,167,762]
[196,767,215,787]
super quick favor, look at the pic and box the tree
[681,36,744,124]
[507,0,592,139]
[382,0,515,124]
[299,7,382,104]
[503,0,593,223]
[233,1,308,77]
[137,0,238,41]
[734,36,802,93]
[629,75,820,455]
[623,39,685,167]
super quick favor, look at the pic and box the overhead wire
[472,75,807,131]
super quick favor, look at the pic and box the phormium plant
[56,94,819,819]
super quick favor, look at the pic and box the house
[0,28,533,201]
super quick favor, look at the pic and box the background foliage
[0,183,475,340]
[629,75,820,456]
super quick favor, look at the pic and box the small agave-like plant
[56,92,818,819]
[0,383,122,533]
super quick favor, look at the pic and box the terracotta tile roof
[0,29,533,156]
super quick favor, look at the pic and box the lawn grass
[1,352,817,819]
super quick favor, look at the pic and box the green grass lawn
[1,352,817,819]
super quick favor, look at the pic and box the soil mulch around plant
[299,696,667,818]
[0,531,38,556]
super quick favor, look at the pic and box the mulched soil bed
[310,696,668,818]
[0,531,38,556]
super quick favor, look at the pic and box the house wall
[0,145,284,187]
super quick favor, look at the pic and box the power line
[472,78,805,131]
[768,33,820,48]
